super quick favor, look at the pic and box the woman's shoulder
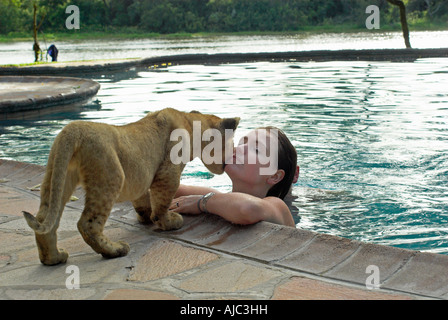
[262,196,296,227]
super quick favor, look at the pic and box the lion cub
[23,108,239,265]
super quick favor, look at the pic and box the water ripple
[1,58,448,254]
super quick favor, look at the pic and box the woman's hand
[169,195,202,215]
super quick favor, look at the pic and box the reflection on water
[1,31,448,65]
[1,57,448,254]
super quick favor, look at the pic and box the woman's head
[225,126,298,199]
[262,126,298,199]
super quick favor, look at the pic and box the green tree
[140,1,183,33]
[0,0,23,34]
[0,0,447,36]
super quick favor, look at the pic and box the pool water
[1,59,447,254]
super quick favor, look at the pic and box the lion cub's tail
[23,211,44,232]
[23,123,81,234]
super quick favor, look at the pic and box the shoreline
[2,25,448,43]
[1,48,448,76]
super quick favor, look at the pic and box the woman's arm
[170,192,296,227]
[174,184,219,198]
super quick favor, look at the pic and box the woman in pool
[169,126,299,227]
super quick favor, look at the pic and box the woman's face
[225,129,278,184]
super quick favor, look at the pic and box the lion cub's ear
[190,110,202,114]
[220,117,240,131]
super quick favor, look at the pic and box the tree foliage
[1,0,447,35]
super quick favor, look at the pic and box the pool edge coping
[0,159,446,300]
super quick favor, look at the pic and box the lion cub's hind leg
[32,167,79,265]
[35,228,69,265]
[77,166,130,259]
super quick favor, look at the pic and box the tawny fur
[23,108,239,265]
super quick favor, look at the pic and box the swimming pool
[1,59,447,254]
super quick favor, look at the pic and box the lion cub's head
[192,111,240,175]
[169,110,240,175]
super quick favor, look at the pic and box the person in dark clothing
[47,44,58,62]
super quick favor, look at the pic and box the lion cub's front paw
[101,241,130,259]
[154,211,184,231]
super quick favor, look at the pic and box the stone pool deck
[1,159,447,300]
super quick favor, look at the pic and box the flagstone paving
[1,159,447,300]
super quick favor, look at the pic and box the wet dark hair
[260,126,297,200]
